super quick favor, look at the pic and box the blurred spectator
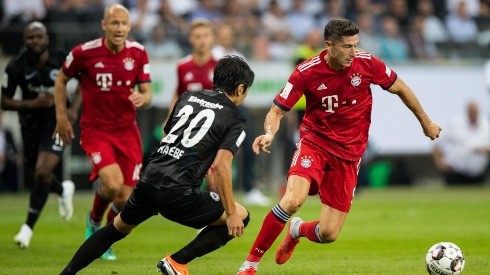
[189,0,223,23]
[129,0,162,42]
[415,0,449,45]
[357,11,381,56]
[286,0,316,42]
[445,1,479,43]
[386,0,410,33]
[432,101,490,185]
[159,0,191,54]
[316,0,344,29]
[0,0,45,55]
[346,0,386,23]
[378,15,409,62]
[447,0,480,17]
[44,0,102,51]
[407,14,439,59]
[145,22,183,59]
[212,23,246,59]
[251,34,270,60]
[261,0,290,35]
[268,29,297,61]
[474,0,490,56]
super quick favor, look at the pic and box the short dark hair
[213,55,255,96]
[324,18,359,43]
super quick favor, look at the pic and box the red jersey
[274,50,397,161]
[62,38,151,130]
[175,55,218,96]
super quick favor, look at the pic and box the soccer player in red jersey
[53,3,152,261]
[163,19,218,126]
[236,18,442,274]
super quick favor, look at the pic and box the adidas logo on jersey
[317,83,327,90]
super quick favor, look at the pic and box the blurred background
[1,0,490,195]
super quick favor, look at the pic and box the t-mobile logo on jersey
[322,95,338,113]
[96,73,113,91]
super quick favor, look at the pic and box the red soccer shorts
[288,139,361,213]
[80,123,143,187]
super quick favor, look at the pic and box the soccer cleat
[245,188,270,206]
[84,211,100,240]
[157,256,189,275]
[14,224,33,248]
[236,266,257,275]
[275,217,303,264]
[58,180,75,221]
[101,247,117,261]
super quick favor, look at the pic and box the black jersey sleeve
[218,120,246,155]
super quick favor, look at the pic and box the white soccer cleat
[245,188,270,206]
[14,224,33,248]
[58,180,75,221]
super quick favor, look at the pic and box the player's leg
[60,182,153,275]
[157,188,250,274]
[275,154,359,264]
[236,175,310,274]
[14,150,61,248]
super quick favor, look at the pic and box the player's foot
[275,217,303,264]
[236,266,257,275]
[84,211,100,240]
[14,224,33,248]
[245,188,270,206]
[101,247,117,261]
[157,256,189,275]
[58,180,75,221]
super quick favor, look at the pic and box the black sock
[25,181,50,229]
[172,213,250,264]
[49,177,63,196]
[60,222,127,275]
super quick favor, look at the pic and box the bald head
[103,3,130,20]
[24,21,47,36]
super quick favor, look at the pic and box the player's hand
[53,118,75,146]
[422,121,442,140]
[252,133,274,154]
[128,90,145,108]
[226,214,244,237]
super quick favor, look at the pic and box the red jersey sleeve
[273,69,308,111]
[62,46,84,77]
[370,55,397,90]
[136,49,151,84]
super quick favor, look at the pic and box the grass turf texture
[0,185,489,274]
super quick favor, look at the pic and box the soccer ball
[425,242,465,275]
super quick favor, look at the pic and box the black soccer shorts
[120,181,225,229]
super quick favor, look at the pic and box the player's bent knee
[319,231,339,243]
[243,212,250,227]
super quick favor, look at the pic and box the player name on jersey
[156,145,184,159]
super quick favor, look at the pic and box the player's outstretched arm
[387,77,441,140]
[253,104,287,154]
[53,70,75,146]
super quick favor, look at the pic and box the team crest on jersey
[300,156,313,168]
[209,191,220,201]
[123,58,135,71]
[91,152,102,165]
[350,73,362,87]
[49,69,59,81]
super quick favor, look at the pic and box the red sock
[299,220,322,243]
[246,210,287,262]
[106,204,120,225]
[90,189,110,224]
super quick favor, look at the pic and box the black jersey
[142,90,246,190]
[1,49,66,126]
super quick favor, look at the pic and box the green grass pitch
[1,185,489,274]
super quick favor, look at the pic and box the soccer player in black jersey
[60,55,254,275]
[1,21,80,248]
